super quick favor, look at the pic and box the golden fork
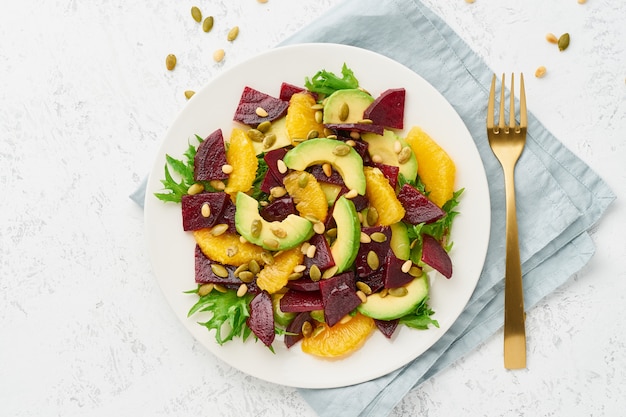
[487,73,527,369]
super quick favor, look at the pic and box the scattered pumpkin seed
[270,186,286,198]
[187,183,204,195]
[184,90,196,100]
[234,264,249,276]
[332,144,351,156]
[257,120,272,133]
[408,266,423,277]
[302,321,313,337]
[356,281,372,295]
[360,232,372,244]
[250,219,262,238]
[226,246,238,257]
[213,284,228,293]
[201,202,211,218]
[379,288,389,298]
[202,16,214,32]
[209,179,226,191]
[213,48,225,62]
[210,263,229,278]
[307,129,319,140]
[191,6,202,23]
[339,315,353,325]
[366,207,379,226]
[249,259,261,274]
[165,54,177,71]
[397,146,412,164]
[198,283,214,296]
[247,128,264,142]
[558,33,570,51]
[325,228,337,239]
[298,172,309,188]
[210,223,229,236]
[322,265,339,279]
[271,225,287,239]
[358,118,373,125]
[227,26,240,42]
[314,110,323,124]
[367,250,380,270]
[311,325,326,337]
[236,283,248,297]
[371,154,383,164]
[263,133,276,149]
[339,102,350,121]
[288,272,303,280]
[370,232,387,243]
[293,264,307,273]
[389,287,408,297]
[309,264,322,281]
[238,271,255,283]
[263,238,280,250]
[356,290,367,303]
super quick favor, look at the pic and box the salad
[155,64,462,358]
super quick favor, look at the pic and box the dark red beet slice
[284,311,312,348]
[233,86,288,126]
[247,291,275,346]
[260,196,297,222]
[363,88,405,129]
[325,123,385,136]
[371,163,400,189]
[319,272,362,327]
[308,165,345,187]
[279,290,324,312]
[338,186,368,212]
[383,254,414,288]
[304,233,335,272]
[194,129,229,181]
[358,270,384,294]
[355,226,392,278]
[215,199,237,233]
[264,148,289,183]
[181,192,230,231]
[195,245,244,285]
[375,319,399,338]
[422,234,452,278]
[286,277,320,292]
[397,184,446,225]
[279,82,306,101]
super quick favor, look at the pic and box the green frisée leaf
[188,288,254,345]
[154,136,202,203]
[398,297,439,330]
[305,63,359,96]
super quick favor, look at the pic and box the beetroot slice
[284,311,312,348]
[260,196,296,222]
[279,82,306,101]
[319,272,362,327]
[195,245,243,285]
[383,254,414,288]
[303,233,335,272]
[308,165,345,186]
[371,163,400,189]
[233,86,288,126]
[375,319,399,338]
[397,184,445,225]
[194,129,229,181]
[363,88,405,129]
[247,291,275,346]
[279,290,324,312]
[355,226,392,278]
[421,234,453,278]
[325,123,385,136]
[286,278,320,292]
[261,148,289,193]
[181,192,230,231]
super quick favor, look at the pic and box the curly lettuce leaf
[154,135,202,203]
[304,63,359,96]
[398,297,439,330]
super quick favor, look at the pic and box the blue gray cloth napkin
[132,0,614,415]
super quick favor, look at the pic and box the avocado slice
[235,192,314,251]
[330,196,360,274]
[357,275,429,321]
[322,89,374,124]
[362,130,418,182]
[282,138,366,195]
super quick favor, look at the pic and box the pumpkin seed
[250,219,262,238]
[213,49,225,62]
[191,6,202,23]
[397,146,412,164]
[558,33,570,51]
[201,202,211,218]
[257,120,271,133]
[325,227,337,239]
[271,225,287,239]
[211,263,229,278]
[198,283,214,296]
[388,287,408,297]
[238,271,255,283]
[309,264,322,281]
[209,179,225,191]
[226,246,238,257]
[339,315,353,325]
[379,288,389,298]
[301,321,313,337]
[371,154,383,164]
[360,232,372,244]
[356,281,372,295]
[344,189,358,199]
[307,129,319,140]
[297,172,309,188]
[187,183,204,195]
[202,16,214,32]
[358,119,373,125]
[270,186,286,198]
[263,238,280,250]
[213,284,228,293]
[339,102,349,121]
[293,264,306,273]
[248,259,261,274]
[408,266,423,277]
[366,207,379,226]
[332,144,351,156]
[247,128,264,142]
[184,90,195,100]
[165,54,177,71]
[263,133,276,149]
[227,26,240,42]
[311,325,326,338]
[314,110,323,124]
[236,283,248,297]
[234,264,249,276]
[367,250,380,270]
[370,232,387,243]
[322,265,339,279]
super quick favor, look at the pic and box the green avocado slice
[357,275,429,321]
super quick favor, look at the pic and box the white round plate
[144,43,490,389]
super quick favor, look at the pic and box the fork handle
[502,164,527,369]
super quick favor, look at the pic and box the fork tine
[487,74,496,130]
[509,74,516,128]
[519,73,527,128]
[498,73,506,130]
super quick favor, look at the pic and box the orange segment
[282,170,329,222]
[193,228,266,266]
[285,92,325,146]
[224,128,258,200]
[364,166,405,226]
[301,313,375,358]
[256,246,304,294]
[405,126,456,207]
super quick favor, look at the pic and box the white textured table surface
[1,1,624,416]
